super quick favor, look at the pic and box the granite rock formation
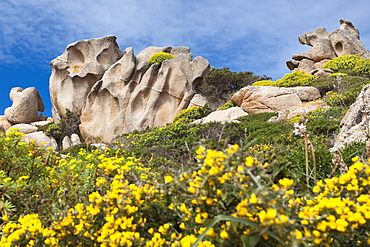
[331,84,370,151]
[4,87,44,124]
[79,46,212,143]
[49,36,124,121]
[231,86,321,114]
[286,19,370,75]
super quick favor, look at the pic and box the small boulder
[31,120,53,128]
[62,136,72,150]
[5,87,44,124]
[188,94,208,108]
[0,115,13,132]
[62,134,82,150]
[231,86,321,114]
[269,100,329,122]
[192,107,248,124]
[6,124,38,134]
[70,134,81,146]
[22,131,58,150]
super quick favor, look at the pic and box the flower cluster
[1,138,370,246]
[252,71,314,87]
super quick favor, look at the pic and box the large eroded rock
[49,36,123,121]
[286,19,370,74]
[80,46,212,143]
[231,86,321,114]
[4,87,44,124]
[332,84,370,151]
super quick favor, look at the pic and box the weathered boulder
[4,87,44,124]
[231,86,321,114]
[0,116,13,133]
[31,120,53,128]
[62,134,81,150]
[6,124,38,134]
[80,46,212,143]
[188,94,208,108]
[49,36,124,121]
[269,100,329,122]
[62,136,73,150]
[286,19,370,73]
[192,107,248,124]
[71,133,81,146]
[331,84,370,151]
[22,132,58,150]
[330,19,370,59]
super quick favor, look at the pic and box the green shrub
[322,55,370,77]
[353,58,370,77]
[275,71,315,87]
[195,68,271,110]
[323,55,360,71]
[339,141,367,166]
[39,109,82,148]
[39,123,63,144]
[2,143,370,246]
[173,105,211,124]
[218,100,236,110]
[148,52,175,65]
[322,76,370,107]
[306,107,344,137]
[328,72,348,78]
[251,80,277,86]
[252,71,314,87]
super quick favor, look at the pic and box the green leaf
[231,220,239,232]
[191,215,287,247]
[241,235,261,247]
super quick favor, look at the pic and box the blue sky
[1,0,370,117]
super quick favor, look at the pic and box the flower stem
[304,138,309,186]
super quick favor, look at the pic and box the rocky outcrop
[62,134,82,150]
[0,116,13,133]
[49,36,212,144]
[6,124,38,134]
[188,94,208,108]
[4,121,58,150]
[231,86,321,114]
[79,45,212,143]
[4,87,44,124]
[269,100,329,122]
[22,132,58,150]
[331,84,370,151]
[192,107,248,124]
[286,19,370,75]
[49,36,124,121]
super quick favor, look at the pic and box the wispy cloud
[1,0,369,80]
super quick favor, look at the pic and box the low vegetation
[148,52,175,65]
[1,55,370,246]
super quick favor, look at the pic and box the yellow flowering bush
[1,131,370,246]
[252,71,314,87]
[251,80,277,86]
[173,105,211,124]
[323,55,362,74]
[323,54,370,76]
[148,52,175,65]
[218,101,235,110]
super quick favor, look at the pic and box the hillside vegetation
[1,55,370,246]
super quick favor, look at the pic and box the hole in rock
[67,46,85,64]
[335,42,343,53]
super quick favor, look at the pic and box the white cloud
[0,0,369,80]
